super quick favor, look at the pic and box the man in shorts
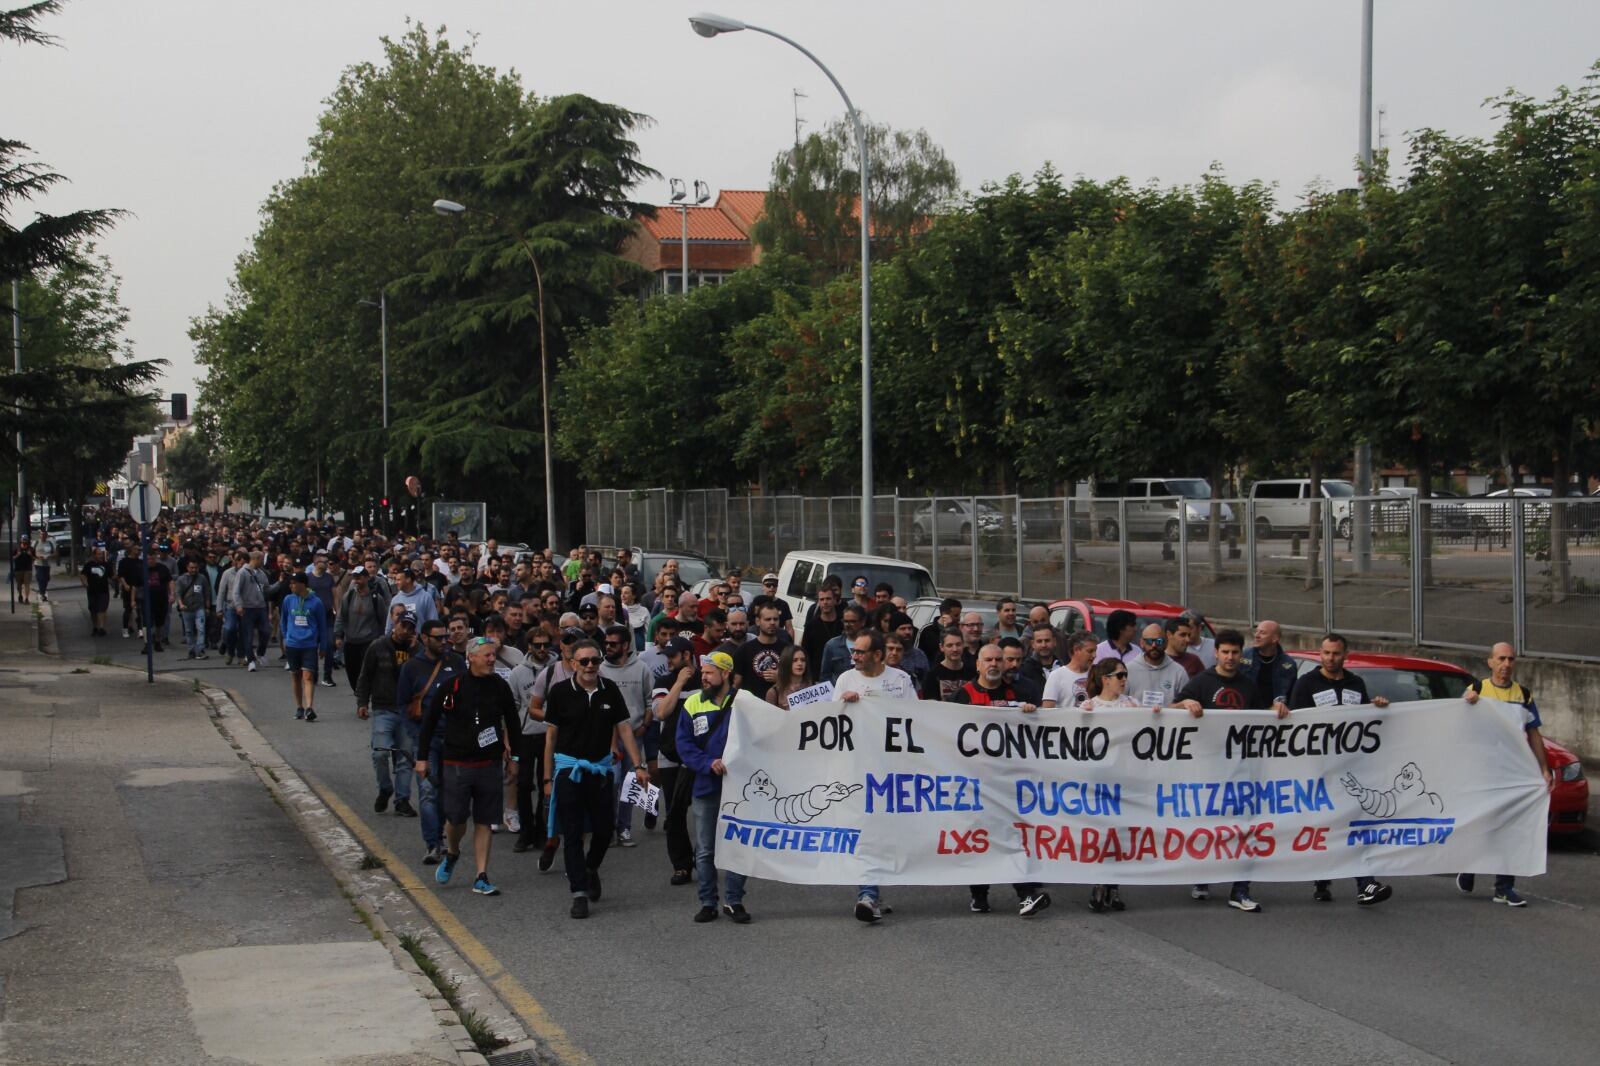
[416,637,519,897]
[279,571,328,722]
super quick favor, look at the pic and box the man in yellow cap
[677,650,751,923]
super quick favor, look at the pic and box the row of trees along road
[192,22,1600,596]
[1,1,161,562]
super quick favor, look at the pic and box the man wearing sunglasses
[541,639,649,919]
[416,636,519,897]
[1125,623,1192,710]
[397,619,465,866]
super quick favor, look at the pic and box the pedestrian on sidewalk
[417,637,519,898]
[542,638,649,919]
[11,537,34,605]
[355,613,421,818]
[235,552,271,671]
[80,547,113,636]
[115,542,145,638]
[33,533,53,602]
[281,571,329,722]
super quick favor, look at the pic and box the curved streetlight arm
[734,21,874,553]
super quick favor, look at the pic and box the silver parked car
[1091,478,1235,541]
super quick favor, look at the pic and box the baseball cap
[577,602,598,617]
[394,610,418,629]
[598,582,614,595]
[289,570,308,584]
[701,650,735,673]
[351,565,367,576]
[762,572,779,583]
[560,626,586,644]
[664,635,695,658]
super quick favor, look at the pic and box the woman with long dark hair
[766,644,815,708]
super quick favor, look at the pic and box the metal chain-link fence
[585,489,1599,664]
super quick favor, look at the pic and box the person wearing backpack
[336,566,390,691]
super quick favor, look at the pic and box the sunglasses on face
[574,657,601,667]
[1108,671,1128,680]
[1142,637,1166,646]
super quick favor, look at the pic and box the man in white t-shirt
[1042,631,1097,708]
[836,630,917,701]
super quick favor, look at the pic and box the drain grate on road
[486,1051,544,1066]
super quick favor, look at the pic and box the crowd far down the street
[27,505,1578,927]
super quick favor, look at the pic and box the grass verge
[396,931,509,1053]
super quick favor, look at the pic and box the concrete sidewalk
[0,603,486,1066]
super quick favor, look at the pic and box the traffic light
[380,496,389,509]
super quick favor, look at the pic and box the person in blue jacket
[676,650,750,924]
[281,570,329,723]
[1239,619,1299,706]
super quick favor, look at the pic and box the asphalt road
[52,585,1600,1066]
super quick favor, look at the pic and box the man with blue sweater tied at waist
[677,650,750,924]
[280,571,328,722]
[541,639,649,919]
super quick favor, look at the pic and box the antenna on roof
[792,88,808,146]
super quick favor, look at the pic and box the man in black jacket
[416,637,519,897]
[355,614,419,818]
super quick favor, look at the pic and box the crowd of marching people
[64,509,1552,920]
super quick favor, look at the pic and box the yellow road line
[309,776,593,1066]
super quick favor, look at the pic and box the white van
[775,551,936,645]
[1248,479,1355,539]
[1090,478,1236,541]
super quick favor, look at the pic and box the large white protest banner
[716,694,1548,885]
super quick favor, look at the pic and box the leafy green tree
[164,420,225,510]
[754,118,959,275]
[194,24,542,518]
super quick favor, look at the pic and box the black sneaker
[670,869,692,886]
[694,905,719,923]
[303,708,317,723]
[374,790,391,813]
[1313,881,1333,903]
[570,896,590,919]
[586,868,602,901]
[1356,882,1393,906]
[644,812,658,830]
[422,846,441,866]
[969,894,991,914]
[1019,892,1051,917]
[393,797,417,818]
[723,903,751,924]
[295,707,305,721]
[513,836,537,853]
[1107,887,1125,912]
[1088,886,1106,913]
[538,840,558,872]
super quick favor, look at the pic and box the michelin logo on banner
[713,692,1546,887]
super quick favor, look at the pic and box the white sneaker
[617,827,635,847]
[503,810,521,834]
[854,895,882,923]
[247,660,257,672]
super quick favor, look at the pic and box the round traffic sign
[129,482,162,525]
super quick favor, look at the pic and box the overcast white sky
[5,1,1600,400]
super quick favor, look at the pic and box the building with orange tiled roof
[620,187,910,296]
[620,189,770,297]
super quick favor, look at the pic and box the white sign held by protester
[784,680,835,709]
[620,772,660,816]
[714,694,1548,886]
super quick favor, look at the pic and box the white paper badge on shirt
[293,613,309,627]
[476,726,499,749]
[1140,689,1164,707]
[692,713,710,736]
[1312,688,1339,707]
[1342,690,1363,706]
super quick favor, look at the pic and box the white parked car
[1248,478,1356,539]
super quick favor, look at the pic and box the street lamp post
[668,178,712,296]
[432,199,559,553]
[690,13,874,555]
[358,292,389,529]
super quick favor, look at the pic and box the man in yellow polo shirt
[1457,642,1554,907]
